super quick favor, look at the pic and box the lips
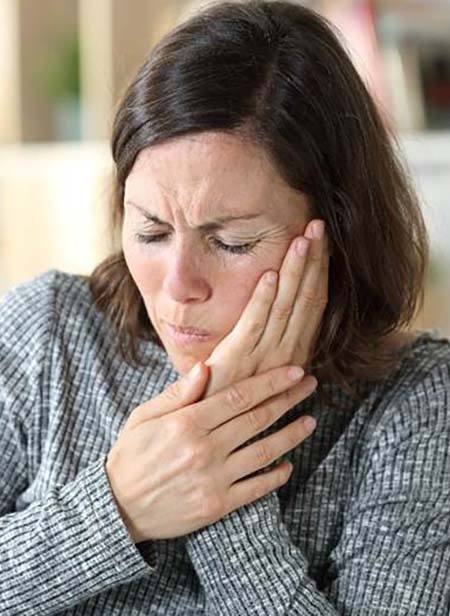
[166,321,211,336]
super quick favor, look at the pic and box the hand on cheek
[203,219,330,398]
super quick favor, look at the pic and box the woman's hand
[203,219,330,398]
[106,362,317,543]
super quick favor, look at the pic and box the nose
[162,238,212,304]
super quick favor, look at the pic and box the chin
[161,339,212,376]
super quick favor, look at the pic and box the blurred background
[0,0,449,336]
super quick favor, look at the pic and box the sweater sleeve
[185,361,450,615]
[0,271,155,615]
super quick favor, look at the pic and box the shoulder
[0,269,93,339]
[383,329,449,413]
[0,268,61,319]
[0,268,169,376]
[0,270,91,426]
[0,269,61,355]
[0,268,110,366]
[358,329,450,458]
[383,329,450,405]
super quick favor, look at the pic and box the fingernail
[295,238,309,257]
[287,366,304,381]
[303,416,316,432]
[314,221,324,239]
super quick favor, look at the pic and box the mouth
[166,322,211,336]
[165,321,212,343]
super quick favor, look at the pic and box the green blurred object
[38,33,80,101]
[34,32,81,140]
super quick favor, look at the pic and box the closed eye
[135,233,258,255]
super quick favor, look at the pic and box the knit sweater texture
[1,269,449,615]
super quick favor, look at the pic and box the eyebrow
[125,200,263,230]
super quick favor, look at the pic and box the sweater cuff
[75,454,158,577]
[186,490,308,573]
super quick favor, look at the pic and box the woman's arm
[185,360,450,615]
[0,457,155,614]
[0,272,154,614]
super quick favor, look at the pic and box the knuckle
[188,443,212,470]
[315,296,328,311]
[225,383,249,412]
[301,296,316,311]
[177,437,210,471]
[177,443,199,469]
[302,289,316,305]
[271,304,292,322]
[255,439,272,466]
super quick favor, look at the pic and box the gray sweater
[1,269,449,615]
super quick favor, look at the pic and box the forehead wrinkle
[125,199,265,231]
[171,176,223,224]
[136,172,268,230]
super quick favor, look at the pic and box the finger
[128,361,209,426]
[298,232,330,364]
[258,235,310,348]
[218,375,318,474]
[188,363,305,433]
[280,221,327,349]
[227,409,316,483]
[224,459,293,514]
[225,270,278,353]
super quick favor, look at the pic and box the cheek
[123,240,161,303]
[210,264,267,335]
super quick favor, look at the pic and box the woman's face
[122,131,311,375]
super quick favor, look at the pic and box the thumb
[133,361,209,424]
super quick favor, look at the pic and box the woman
[1,1,449,614]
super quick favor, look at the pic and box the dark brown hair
[87,0,429,404]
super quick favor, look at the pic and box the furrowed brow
[125,200,263,230]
